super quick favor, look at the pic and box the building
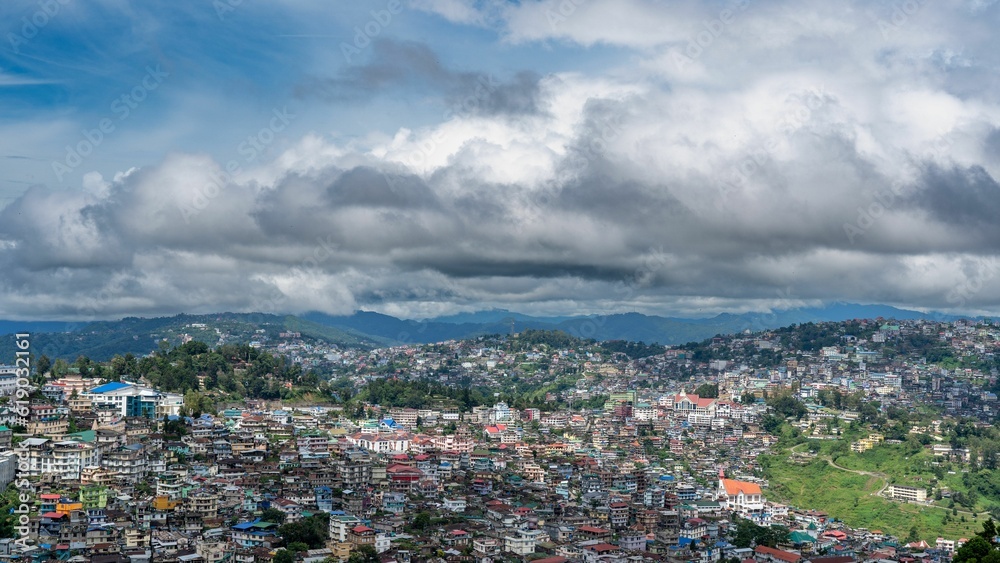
[718,471,768,525]
[0,367,18,396]
[887,484,927,502]
[755,545,802,563]
[14,438,101,480]
[0,451,16,489]
[504,529,540,556]
[851,434,884,453]
[82,382,183,418]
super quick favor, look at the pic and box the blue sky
[1,0,999,320]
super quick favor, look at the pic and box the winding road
[789,443,990,519]
[825,455,890,496]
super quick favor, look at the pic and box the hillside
[0,313,383,361]
[305,303,967,347]
[0,302,971,361]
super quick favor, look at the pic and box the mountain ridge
[0,303,972,361]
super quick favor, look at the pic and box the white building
[82,382,183,418]
[504,529,543,556]
[347,431,412,453]
[0,367,18,396]
[15,438,101,480]
[887,484,927,502]
[718,471,768,525]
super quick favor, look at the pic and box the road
[825,455,890,496]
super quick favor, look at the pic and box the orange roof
[721,478,762,496]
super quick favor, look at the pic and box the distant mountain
[0,320,78,335]
[430,309,574,325]
[304,302,970,347]
[301,311,523,344]
[0,303,973,362]
[0,312,384,361]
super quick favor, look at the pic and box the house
[718,470,768,525]
[348,525,376,547]
[754,545,802,563]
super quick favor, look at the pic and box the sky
[0,0,999,322]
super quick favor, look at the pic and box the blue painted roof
[89,382,132,394]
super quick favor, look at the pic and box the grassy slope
[765,455,980,542]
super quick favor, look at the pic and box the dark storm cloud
[325,167,440,209]
[985,128,1000,160]
[911,165,1000,236]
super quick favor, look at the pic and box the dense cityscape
[3,317,1000,562]
[4,1,1000,563]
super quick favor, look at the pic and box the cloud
[2,0,1000,321]
[296,39,545,117]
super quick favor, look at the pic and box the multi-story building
[348,525,376,548]
[23,403,68,437]
[329,515,362,543]
[0,451,17,489]
[102,444,148,484]
[14,438,101,480]
[887,484,927,502]
[504,529,541,556]
[718,472,768,525]
[156,472,185,499]
[0,367,18,396]
[81,382,183,418]
[188,490,219,519]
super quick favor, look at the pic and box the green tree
[287,542,309,554]
[35,355,51,377]
[953,536,995,563]
[979,519,999,546]
[272,549,294,563]
[410,511,431,532]
[694,383,719,398]
[348,545,380,563]
[261,507,287,524]
[278,513,329,549]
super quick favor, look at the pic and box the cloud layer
[2,0,1000,320]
